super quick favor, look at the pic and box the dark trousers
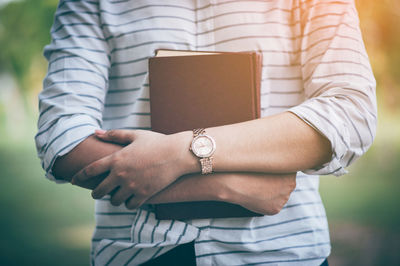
[141,241,196,266]
[141,241,329,266]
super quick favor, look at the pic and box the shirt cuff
[36,114,101,183]
[288,106,349,177]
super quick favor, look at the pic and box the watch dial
[193,136,214,157]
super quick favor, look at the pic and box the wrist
[211,173,234,202]
[169,131,201,175]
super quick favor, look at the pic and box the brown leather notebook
[149,49,263,220]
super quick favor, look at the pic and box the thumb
[95,129,136,145]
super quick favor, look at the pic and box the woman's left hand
[72,129,191,209]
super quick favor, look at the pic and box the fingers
[109,186,134,206]
[72,155,113,184]
[95,129,136,145]
[103,178,146,209]
[125,195,146,210]
[74,173,107,190]
[91,174,120,199]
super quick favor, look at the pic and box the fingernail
[95,129,107,135]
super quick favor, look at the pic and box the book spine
[252,52,262,119]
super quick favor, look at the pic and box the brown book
[149,49,263,220]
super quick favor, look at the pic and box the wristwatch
[189,128,216,174]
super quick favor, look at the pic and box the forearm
[178,111,332,175]
[146,115,308,211]
[59,125,300,212]
[52,135,122,184]
[53,135,262,205]
[148,172,296,215]
[59,134,293,212]
[147,173,221,204]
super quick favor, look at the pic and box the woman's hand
[72,129,192,209]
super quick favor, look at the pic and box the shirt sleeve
[35,0,109,183]
[288,0,377,176]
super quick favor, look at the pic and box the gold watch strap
[193,128,205,137]
[200,157,213,174]
[192,128,213,175]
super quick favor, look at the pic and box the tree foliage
[0,0,58,91]
[355,0,400,110]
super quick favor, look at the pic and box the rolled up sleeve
[288,0,377,176]
[35,0,109,182]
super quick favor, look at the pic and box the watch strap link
[193,128,205,137]
[192,128,214,175]
[200,157,213,174]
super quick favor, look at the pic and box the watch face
[192,135,216,157]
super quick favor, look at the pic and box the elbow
[357,96,378,154]
[52,156,75,182]
[261,175,296,216]
[335,91,378,155]
[366,103,378,149]
[260,196,290,216]
[364,113,377,153]
[262,206,283,216]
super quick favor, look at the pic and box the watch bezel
[190,134,216,158]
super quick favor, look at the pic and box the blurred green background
[0,0,399,265]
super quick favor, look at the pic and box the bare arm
[179,112,332,175]
[53,135,296,214]
[147,172,296,215]
[52,135,122,188]
[72,111,330,210]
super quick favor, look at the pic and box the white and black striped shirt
[36,0,377,265]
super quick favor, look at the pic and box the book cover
[149,49,262,219]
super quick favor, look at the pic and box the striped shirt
[35,0,377,265]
